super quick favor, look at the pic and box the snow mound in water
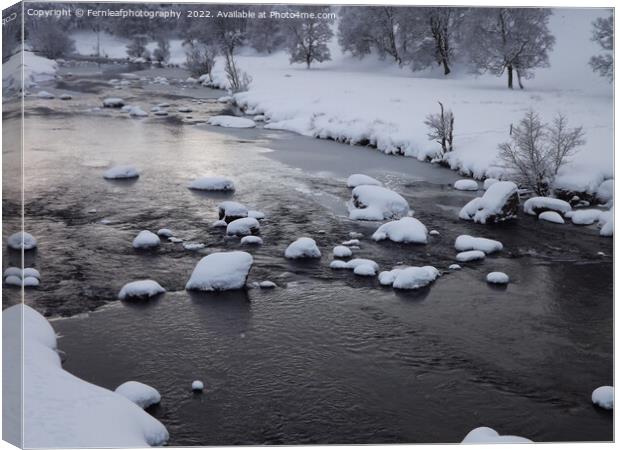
[379,266,439,289]
[456,250,485,262]
[227,217,260,236]
[37,90,54,99]
[285,237,321,259]
[538,211,565,224]
[486,272,509,284]
[483,178,499,190]
[2,304,169,447]
[596,179,613,204]
[523,196,572,215]
[241,235,263,245]
[4,275,21,286]
[454,179,478,191]
[192,380,204,391]
[349,185,410,221]
[118,280,165,300]
[188,176,235,192]
[372,217,428,244]
[115,381,161,409]
[259,280,276,288]
[333,245,352,258]
[7,231,37,250]
[23,277,40,287]
[449,264,461,270]
[208,116,256,128]
[157,228,174,238]
[599,208,614,237]
[212,220,228,228]
[462,427,532,443]
[592,386,614,410]
[103,97,125,108]
[346,174,382,188]
[330,258,378,272]
[570,209,602,225]
[128,106,148,117]
[218,201,248,221]
[454,235,502,254]
[186,251,253,291]
[104,166,139,179]
[248,210,266,220]
[183,242,205,251]
[459,181,519,224]
[132,231,160,249]
[353,264,377,276]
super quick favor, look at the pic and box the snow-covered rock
[349,185,410,221]
[523,196,572,216]
[178,107,192,113]
[188,176,235,192]
[379,266,440,290]
[227,217,260,236]
[248,210,266,220]
[2,304,169,447]
[454,235,502,254]
[459,181,519,224]
[333,245,353,258]
[36,90,55,99]
[596,179,613,205]
[538,211,565,224]
[103,97,125,108]
[103,166,140,179]
[183,242,205,251]
[218,201,248,222]
[192,380,204,391]
[449,264,461,270]
[259,280,276,288]
[128,106,148,117]
[591,386,614,410]
[23,277,40,287]
[346,174,382,188]
[3,267,22,278]
[483,178,499,190]
[454,179,478,191]
[486,272,510,284]
[157,228,174,238]
[118,280,165,300]
[353,264,377,276]
[285,237,321,259]
[461,427,532,443]
[429,230,440,236]
[24,268,41,279]
[456,250,485,262]
[570,209,602,225]
[207,116,256,128]
[132,231,160,249]
[342,239,360,246]
[4,275,22,286]
[241,235,263,245]
[371,217,428,244]
[330,258,378,272]
[599,208,614,237]
[7,231,37,250]
[186,251,253,291]
[212,220,228,228]
[115,381,161,409]
[59,94,72,100]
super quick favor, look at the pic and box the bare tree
[589,14,613,81]
[184,41,218,79]
[425,101,454,156]
[224,53,252,93]
[285,6,334,68]
[126,34,150,60]
[498,110,585,195]
[152,37,170,66]
[27,18,75,59]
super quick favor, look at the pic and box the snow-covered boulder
[208,116,256,128]
[353,264,377,276]
[449,264,461,270]
[157,228,174,238]
[459,181,519,224]
[285,237,321,259]
[259,281,276,288]
[372,217,428,244]
[115,381,161,409]
[454,235,502,254]
[7,231,37,250]
[218,201,248,222]
[456,250,485,262]
[103,166,140,180]
[188,176,235,192]
[24,268,40,279]
[212,220,228,228]
[118,280,165,300]
[342,239,360,246]
[3,267,22,278]
[461,427,532,443]
[349,185,410,221]
[183,242,205,251]
[192,380,204,391]
[379,266,439,290]
[523,197,572,216]
[103,97,125,108]
[241,236,263,245]
[4,275,22,286]
[128,106,148,117]
[592,386,614,410]
[483,178,499,190]
[596,179,613,205]
[248,210,266,220]
[132,231,160,249]
[333,245,352,258]
[23,277,40,287]
[486,272,509,284]
[330,258,378,272]
[538,211,565,224]
[599,208,614,237]
[178,106,192,113]
[36,90,55,99]
[186,251,253,291]
[570,209,602,225]
[454,179,478,191]
[227,217,260,236]
[346,174,382,188]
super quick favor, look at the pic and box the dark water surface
[3,69,613,444]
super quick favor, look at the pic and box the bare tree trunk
[507,65,513,89]
[516,69,524,89]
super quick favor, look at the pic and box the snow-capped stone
[372,217,428,244]
[115,381,161,409]
[132,231,160,249]
[449,264,461,270]
[538,211,565,224]
[349,232,363,238]
[191,380,204,391]
[169,237,183,243]
[248,210,266,220]
[454,235,502,254]
[178,107,192,113]
[4,275,21,286]
[227,217,260,236]
[285,237,321,259]
[486,272,509,284]
[185,77,198,83]
[596,179,613,204]
[118,280,165,300]
[7,231,37,250]
[592,386,614,410]
[3,267,22,278]
[188,176,235,192]
[454,179,478,191]
[59,93,72,100]
[153,110,168,116]
[103,165,139,179]
[379,266,439,289]
[128,106,148,117]
[259,281,276,288]
[241,235,263,245]
[599,208,614,237]
[218,201,248,222]
[103,97,125,108]
[342,239,360,246]
[24,268,41,279]
[456,250,485,262]
[23,277,40,287]
[208,116,256,128]
[330,258,379,272]
[483,178,499,190]
[157,102,170,108]
[157,228,174,238]
[212,220,228,228]
[186,251,253,291]
[571,209,602,225]
[330,260,349,269]
[217,95,233,103]
[333,245,353,258]
[429,230,440,236]
[36,90,54,99]
[523,196,572,216]
[183,242,205,251]
[459,181,519,224]
[462,427,532,444]
[353,264,377,276]
[346,174,382,188]
[349,185,410,221]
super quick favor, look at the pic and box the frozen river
[2,68,613,444]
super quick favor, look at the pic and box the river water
[2,67,613,444]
